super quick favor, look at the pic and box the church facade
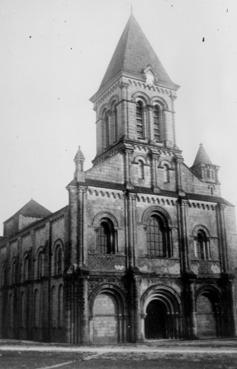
[0,15,237,344]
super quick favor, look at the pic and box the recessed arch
[141,285,182,339]
[53,238,64,252]
[131,91,150,105]
[108,94,119,108]
[141,205,172,228]
[98,103,110,119]
[151,96,169,110]
[192,224,211,238]
[195,285,222,338]
[133,154,149,165]
[92,211,120,229]
[89,283,126,344]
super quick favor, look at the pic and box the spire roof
[74,146,85,162]
[192,144,212,167]
[99,15,178,91]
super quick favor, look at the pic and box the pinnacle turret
[74,146,85,182]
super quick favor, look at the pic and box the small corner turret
[191,143,219,185]
[74,146,85,182]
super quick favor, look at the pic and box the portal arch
[141,285,182,339]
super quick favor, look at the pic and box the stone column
[150,150,159,190]
[68,185,78,267]
[177,198,190,273]
[123,144,134,188]
[182,277,197,339]
[219,274,236,337]
[64,278,73,343]
[189,282,197,338]
[79,276,89,344]
[128,193,137,268]
[78,186,87,268]
[147,105,153,141]
[175,155,185,195]
[216,204,229,273]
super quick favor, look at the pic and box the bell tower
[90,15,179,162]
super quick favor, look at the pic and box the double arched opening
[135,96,166,142]
[142,286,181,340]
[89,285,126,344]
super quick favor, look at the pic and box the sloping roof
[192,144,212,167]
[4,199,51,223]
[99,14,177,91]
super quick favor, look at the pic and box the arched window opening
[147,215,170,257]
[37,252,44,279]
[195,230,210,260]
[153,104,161,141]
[97,218,116,254]
[55,244,63,275]
[138,160,145,179]
[163,164,170,183]
[136,100,145,139]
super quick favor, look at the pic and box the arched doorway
[91,292,123,344]
[196,293,217,338]
[143,287,182,340]
[145,300,167,339]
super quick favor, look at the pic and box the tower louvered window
[147,215,169,257]
[136,101,145,139]
[153,104,161,141]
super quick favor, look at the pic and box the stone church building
[0,15,237,344]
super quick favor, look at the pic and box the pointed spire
[98,15,178,92]
[74,146,85,165]
[192,143,212,167]
[74,146,85,182]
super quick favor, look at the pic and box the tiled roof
[99,14,177,91]
[192,144,212,167]
[4,199,51,223]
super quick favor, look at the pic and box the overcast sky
[0,0,237,233]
